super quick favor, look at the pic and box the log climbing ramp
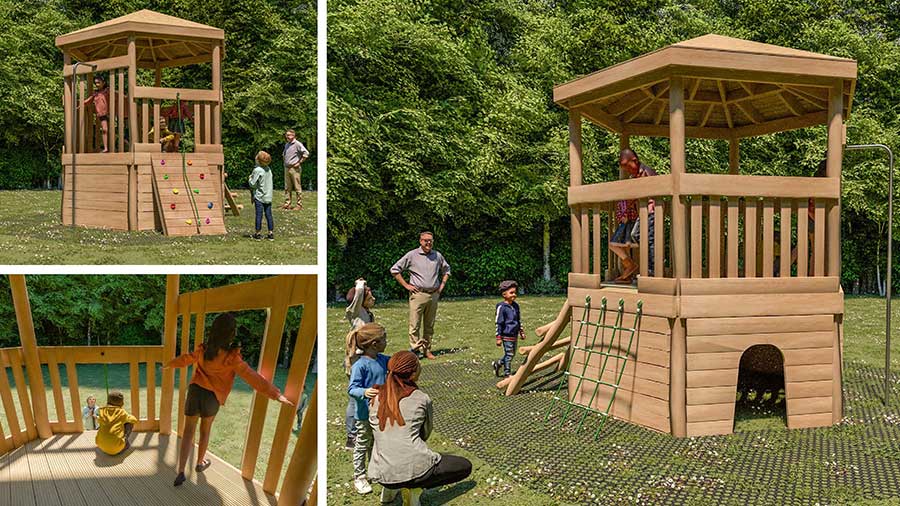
[0,275,317,506]
[503,34,856,438]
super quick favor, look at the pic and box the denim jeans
[254,199,273,232]
[498,340,516,376]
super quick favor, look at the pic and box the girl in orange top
[163,313,293,487]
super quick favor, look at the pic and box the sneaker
[266,233,274,241]
[380,487,400,504]
[345,434,355,450]
[252,233,262,240]
[354,476,373,495]
[492,360,500,377]
[173,472,186,487]
[195,459,211,472]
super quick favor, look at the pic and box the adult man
[282,129,310,210]
[390,232,451,359]
[609,148,657,284]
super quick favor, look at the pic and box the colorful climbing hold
[193,189,200,194]
[205,217,211,225]
[188,160,193,166]
[170,203,176,210]
[172,188,179,194]
[163,174,169,180]
[160,160,166,166]
[185,219,193,225]
[207,202,214,209]
[199,173,205,180]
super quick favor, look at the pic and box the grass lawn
[0,190,316,264]
[327,294,900,505]
[1,362,317,487]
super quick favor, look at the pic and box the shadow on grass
[432,346,470,357]
[424,480,477,505]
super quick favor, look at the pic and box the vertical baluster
[639,199,648,277]
[130,357,140,420]
[47,350,67,426]
[780,199,792,277]
[708,196,721,278]
[85,76,94,152]
[108,70,116,152]
[141,99,149,143]
[147,358,156,423]
[727,197,739,277]
[0,359,23,446]
[592,206,601,275]
[690,197,702,278]
[194,103,202,148]
[580,206,589,273]
[814,199,826,276]
[65,356,83,432]
[655,198,665,277]
[118,68,125,152]
[204,102,212,145]
[78,78,86,153]
[798,197,809,277]
[744,199,758,277]
[762,199,774,277]
[153,101,161,144]
[606,203,616,280]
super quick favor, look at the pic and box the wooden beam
[670,76,688,280]
[9,276,53,439]
[607,89,648,116]
[570,110,583,273]
[578,103,622,133]
[276,382,317,506]
[132,86,218,102]
[826,81,843,279]
[717,80,733,128]
[127,37,138,154]
[783,86,827,109]
[733,111,827,138]
[779,90,804,116]
[158,274,179,435]
[728,138,739,174]
[735,101,765,124]
[699,103,714,128]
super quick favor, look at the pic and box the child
[96,391,137,455]
[82,395,100,430]
[81,75,111,153]
[248,151,275,240]
[347,322,390,495]
[492,280,525,377]
[343,278,376,449]
[163,313,293,487]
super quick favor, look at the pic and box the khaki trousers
[284,164,302,205]
[408,291,440,352]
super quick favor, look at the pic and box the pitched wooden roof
[554,34,857,139]
[55,10,224,68]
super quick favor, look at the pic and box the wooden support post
[826,81,843,277]
[263,278,317,493]
[669,76,688,279]
[569,110,583,273]
[63,53,72,154]
[78,79,86,153]
[159,274,179,435]
[86,76,94,152]
[212,44,222,144]
[241,276,294,480]
[177,295,191,436]
[668,75,687,437]
[276,383,317,506]
[128,36,138,152]
[728,137,740,174]
[619,133,630,180]
[592,206,601,275]
[9,275,52,439]
[108,70,116,152]
[117,68,125,152]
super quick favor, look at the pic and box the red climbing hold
[170,203,176,210]
[199,173,205,180]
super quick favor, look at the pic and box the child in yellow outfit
[96,391,137,456]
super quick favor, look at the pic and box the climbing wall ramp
[150,154,226,236]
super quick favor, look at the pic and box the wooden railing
[64,62,131,155]
[0,347,34,453]
[568,173,840,281]
[569,174,675,279]
[134,89,221,152]
[680,174,838,279]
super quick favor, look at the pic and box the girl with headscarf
[368,351,472,506]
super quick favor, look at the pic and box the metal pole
[846,143,894,405]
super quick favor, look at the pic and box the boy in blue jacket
[492,280,525,377]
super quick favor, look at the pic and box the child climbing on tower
[492,280,525,377]
[347,322,390,495]
[96,391,137,455]
[343,278,376,450]
[249,150,275,241]
[163,312,294,487]
[81,75,111,153]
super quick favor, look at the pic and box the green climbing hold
[163,174,169,180]
[193,189,200,194]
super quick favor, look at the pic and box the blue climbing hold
[208,202,214,209]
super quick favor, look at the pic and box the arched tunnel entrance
[734,344,787,431]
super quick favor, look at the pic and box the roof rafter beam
[735,101,765,124]
[782,86,827,109]
[654,100,667,125]
[578,103,623,133]
[699,103,715,127]
[689,78,701,100]
[778,90,804,116]
[607,89,651,117]
[717,80,733,128]
[624,97,656,123]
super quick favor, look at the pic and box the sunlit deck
[0,432,276,506]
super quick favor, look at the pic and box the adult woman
[368,351,472,505]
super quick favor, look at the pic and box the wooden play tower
[503,35,857,437]
[56,10,230,235]
[0,275,317,505]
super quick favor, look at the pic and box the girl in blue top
[347,322,390,495]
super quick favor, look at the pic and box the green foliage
[0,0,316,191]
[328,0,900,296]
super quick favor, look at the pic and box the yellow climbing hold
[172,188,179,194]
[185,219,193,225]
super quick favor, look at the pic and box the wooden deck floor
[0,432,277,506]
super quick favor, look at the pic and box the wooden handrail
[679,173,839,199]
[569,174,674,205]
[132,86,218,102]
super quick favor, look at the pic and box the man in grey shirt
[390,231,450,359]
[282,129,309,210]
